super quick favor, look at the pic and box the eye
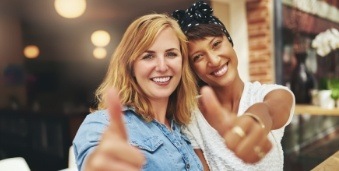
[212,40,222,49]
[192,54,203,63]
[142,53,154,60]
[166,51,178,58]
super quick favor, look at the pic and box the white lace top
[183,81,295,171]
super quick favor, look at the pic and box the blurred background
[0,0,199,112]
[0,0,338,170]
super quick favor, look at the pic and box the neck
[150,98,169,125]
[211,77,244,114]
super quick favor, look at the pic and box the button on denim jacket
[73,107,203,171]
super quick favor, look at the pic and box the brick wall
[246,0,274,83]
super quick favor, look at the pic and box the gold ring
[231,126,246,138]
[254,146,265,158]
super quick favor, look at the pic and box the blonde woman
[73,13,205,171]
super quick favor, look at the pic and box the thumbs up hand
[199,86,272,163]
[84,88,145,171]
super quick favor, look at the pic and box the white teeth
[212,65,227,76]
[152,77,170,83]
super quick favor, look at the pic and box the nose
[155,57,168,72]
[207,52,220,67]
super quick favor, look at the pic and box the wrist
[243,112,266,129]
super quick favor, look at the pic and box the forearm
[244,89,294,131]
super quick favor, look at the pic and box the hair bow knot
[172,0,234,46]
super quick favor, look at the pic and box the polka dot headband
[172,0,233,46]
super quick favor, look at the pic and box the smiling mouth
[211,62,228,77]
[151,76,171,83]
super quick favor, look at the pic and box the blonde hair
[95,13,198,125]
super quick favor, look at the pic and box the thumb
[200,86,233,135]
[106,88,128,141]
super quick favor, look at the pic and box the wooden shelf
[312,151,339,171]
[295,104,339,116]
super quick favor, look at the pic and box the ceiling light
[23,45,39,59]
[54,0,86,19]
[91,30,111,47]
[93,47,107,59]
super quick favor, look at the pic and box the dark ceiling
[0,0,206,105]
[1,0,201,61]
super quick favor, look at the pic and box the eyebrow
[144,48,179,53]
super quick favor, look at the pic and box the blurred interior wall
[212,0,250,82]
[0,0,26,109]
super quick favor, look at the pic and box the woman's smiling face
[188,35,238,87]
[133,27,182,102]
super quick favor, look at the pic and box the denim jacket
[73,107,203,171]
